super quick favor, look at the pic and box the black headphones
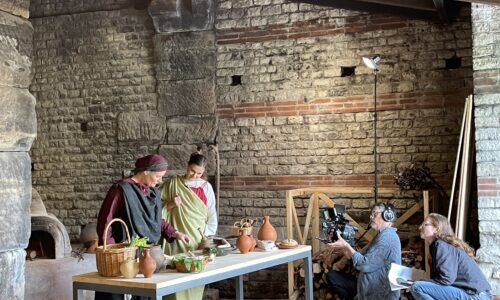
[381,203,397,223]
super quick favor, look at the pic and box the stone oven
[24,189,95,300]
[26,189,72,260]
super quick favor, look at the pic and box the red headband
[133,154,168,174]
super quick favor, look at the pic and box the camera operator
[326,202,401,300]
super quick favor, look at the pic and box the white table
[73,245,313,300]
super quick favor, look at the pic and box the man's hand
[327,232,355,258]
[173,231,191,244]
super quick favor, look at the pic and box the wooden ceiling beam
[455,0,500,5]
[292,0,442,21]
[356,0,437,11]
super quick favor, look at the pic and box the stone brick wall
[214,4,472,212]
[30,0,130,18]
[29,8,159,238]
[0,0,34,299]
[472,3,500,295]
[27,1,482,298]
[212,3,473,297]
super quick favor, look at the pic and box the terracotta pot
[139,248,156,278]
[257,216,277,241]
[236,230,252,254]
[120,258,139,279]
[249,235,256,252]
[149,244,165,273]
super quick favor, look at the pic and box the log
[313,262,322,274]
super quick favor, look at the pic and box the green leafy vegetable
[172,255,205,272]
[130,235,149,247]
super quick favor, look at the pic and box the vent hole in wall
[231,75,242,86]
[341,66,356,77]
[445,55,461,70]
[80,122,88,132]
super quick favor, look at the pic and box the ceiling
[292,0,500,23]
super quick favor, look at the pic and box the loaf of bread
[280,239,298,246]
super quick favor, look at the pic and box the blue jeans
[410,281,492,300]
[326,270,357,300]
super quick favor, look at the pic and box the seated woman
[160,151,217,300]
[410,213,492,300]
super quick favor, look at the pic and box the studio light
[362,55,381,71]
[362,55,381,202]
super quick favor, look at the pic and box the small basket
[95,218,137,277]
[230,218,255,236]
[174,257,208,273]
[230,226,253,236]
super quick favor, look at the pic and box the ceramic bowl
[223,235,238,248]
[257,240,276,251]
[216,244,233,256]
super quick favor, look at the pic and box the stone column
[0,1,36,299]
[471,3,500,296]
[149,0,218,170]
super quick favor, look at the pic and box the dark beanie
[133,154,168,174]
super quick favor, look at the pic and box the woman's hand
[173,231,191,244]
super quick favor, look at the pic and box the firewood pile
[290,247,358,300]
[291,237,425,300]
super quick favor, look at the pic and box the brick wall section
[217,106,463,181]
[477,178,500,198]
[472,3,500,295]
[218,91,466,117]
[29,9,158,237]
[212,3,473,298]
[215,3,472,104]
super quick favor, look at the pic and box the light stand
[362,56,381,202]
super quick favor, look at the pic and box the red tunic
[190,181,208,206]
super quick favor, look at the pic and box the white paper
[388,263,427,291]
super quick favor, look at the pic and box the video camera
[320,204,358,246]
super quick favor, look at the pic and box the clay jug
[249,235,256,252]
[236,230,252,254]
[149,245,165,273]
[120,258,139,279]
[257,216,277,241]
[139,247,156,278]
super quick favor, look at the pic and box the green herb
[172,255,204,272]
[130,235,149,247]
[194,259,202,270]
[184,258,192,271]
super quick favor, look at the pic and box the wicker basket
[174,257,208,273]
[229,218,255,236]
[95,218,137,277]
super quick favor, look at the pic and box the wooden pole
[312,195,320,254]
[448,97,468,221]
[423,191,431,277]
[456,96,474,240]
[302,193,316,246]
[286,191,294,298]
